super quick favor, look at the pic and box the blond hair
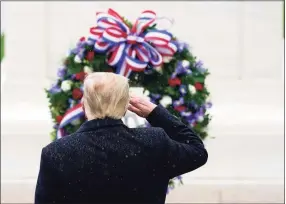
[83,72,129,120]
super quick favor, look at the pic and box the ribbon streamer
[57,104,84,139]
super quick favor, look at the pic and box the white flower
[61,80,73,92]
[163,56,173,63]
[160,96,172,107]
[143,90,150,97]
[182,60,190,68]
[84,66,93,74]
[71,118,82,126]
[154,65,163,73]
[74,55,82,63]
[197,115,204,122]
[188,84,196,94]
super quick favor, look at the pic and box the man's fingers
[128,104,141,115]
[129,93,138,99]
[129,97,145,109]
[137,98,150,107]
[128,96,155,118]
[130,96,149,106]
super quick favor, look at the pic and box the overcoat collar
[76,117,124,133]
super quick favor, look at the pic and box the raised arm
[128,96,208,178]
[147,105,208,178]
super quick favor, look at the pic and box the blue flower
[177,42,189,53]
[76,40,86,49]
[189,101,198,109]
[194,112,201,119]
[78,50,85,59]
[87,37,96,45]
[176,62,187,74]
[170,73,177,79]
[70,48,80,55]
[186,115,194,124]
[172,61,192,78]
[195,60,203,68]
[71,74,76,80]
[173,97,184,107]
[206,102,212,109]
[49,84,61,94]
[57,67,66,79]
[202,102,212,110]
[179,85,187,95]
[195,60,207,73]
[149,93,161,101]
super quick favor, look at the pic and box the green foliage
[48,92,69,109]
[66,55,83,74]
[123,17,133,29]
[1,34,4,62]
[50,130,56,141]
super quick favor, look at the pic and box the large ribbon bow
[87,9,178,77]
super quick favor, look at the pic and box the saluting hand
[128,95,157,118]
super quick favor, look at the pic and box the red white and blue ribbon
[57,103,84,139]
[87,9,178,78]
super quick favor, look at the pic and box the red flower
[72,88,83,100]
[56,115,63,123]
[174,105,187,112]
[75,72,86,81]
[79,37,85,42]
[194,82,204,91]
[168,78,181,87]
[86,51,94,61]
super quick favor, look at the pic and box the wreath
[46,9,212,192]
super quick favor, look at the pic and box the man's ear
[82,103,87,119]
